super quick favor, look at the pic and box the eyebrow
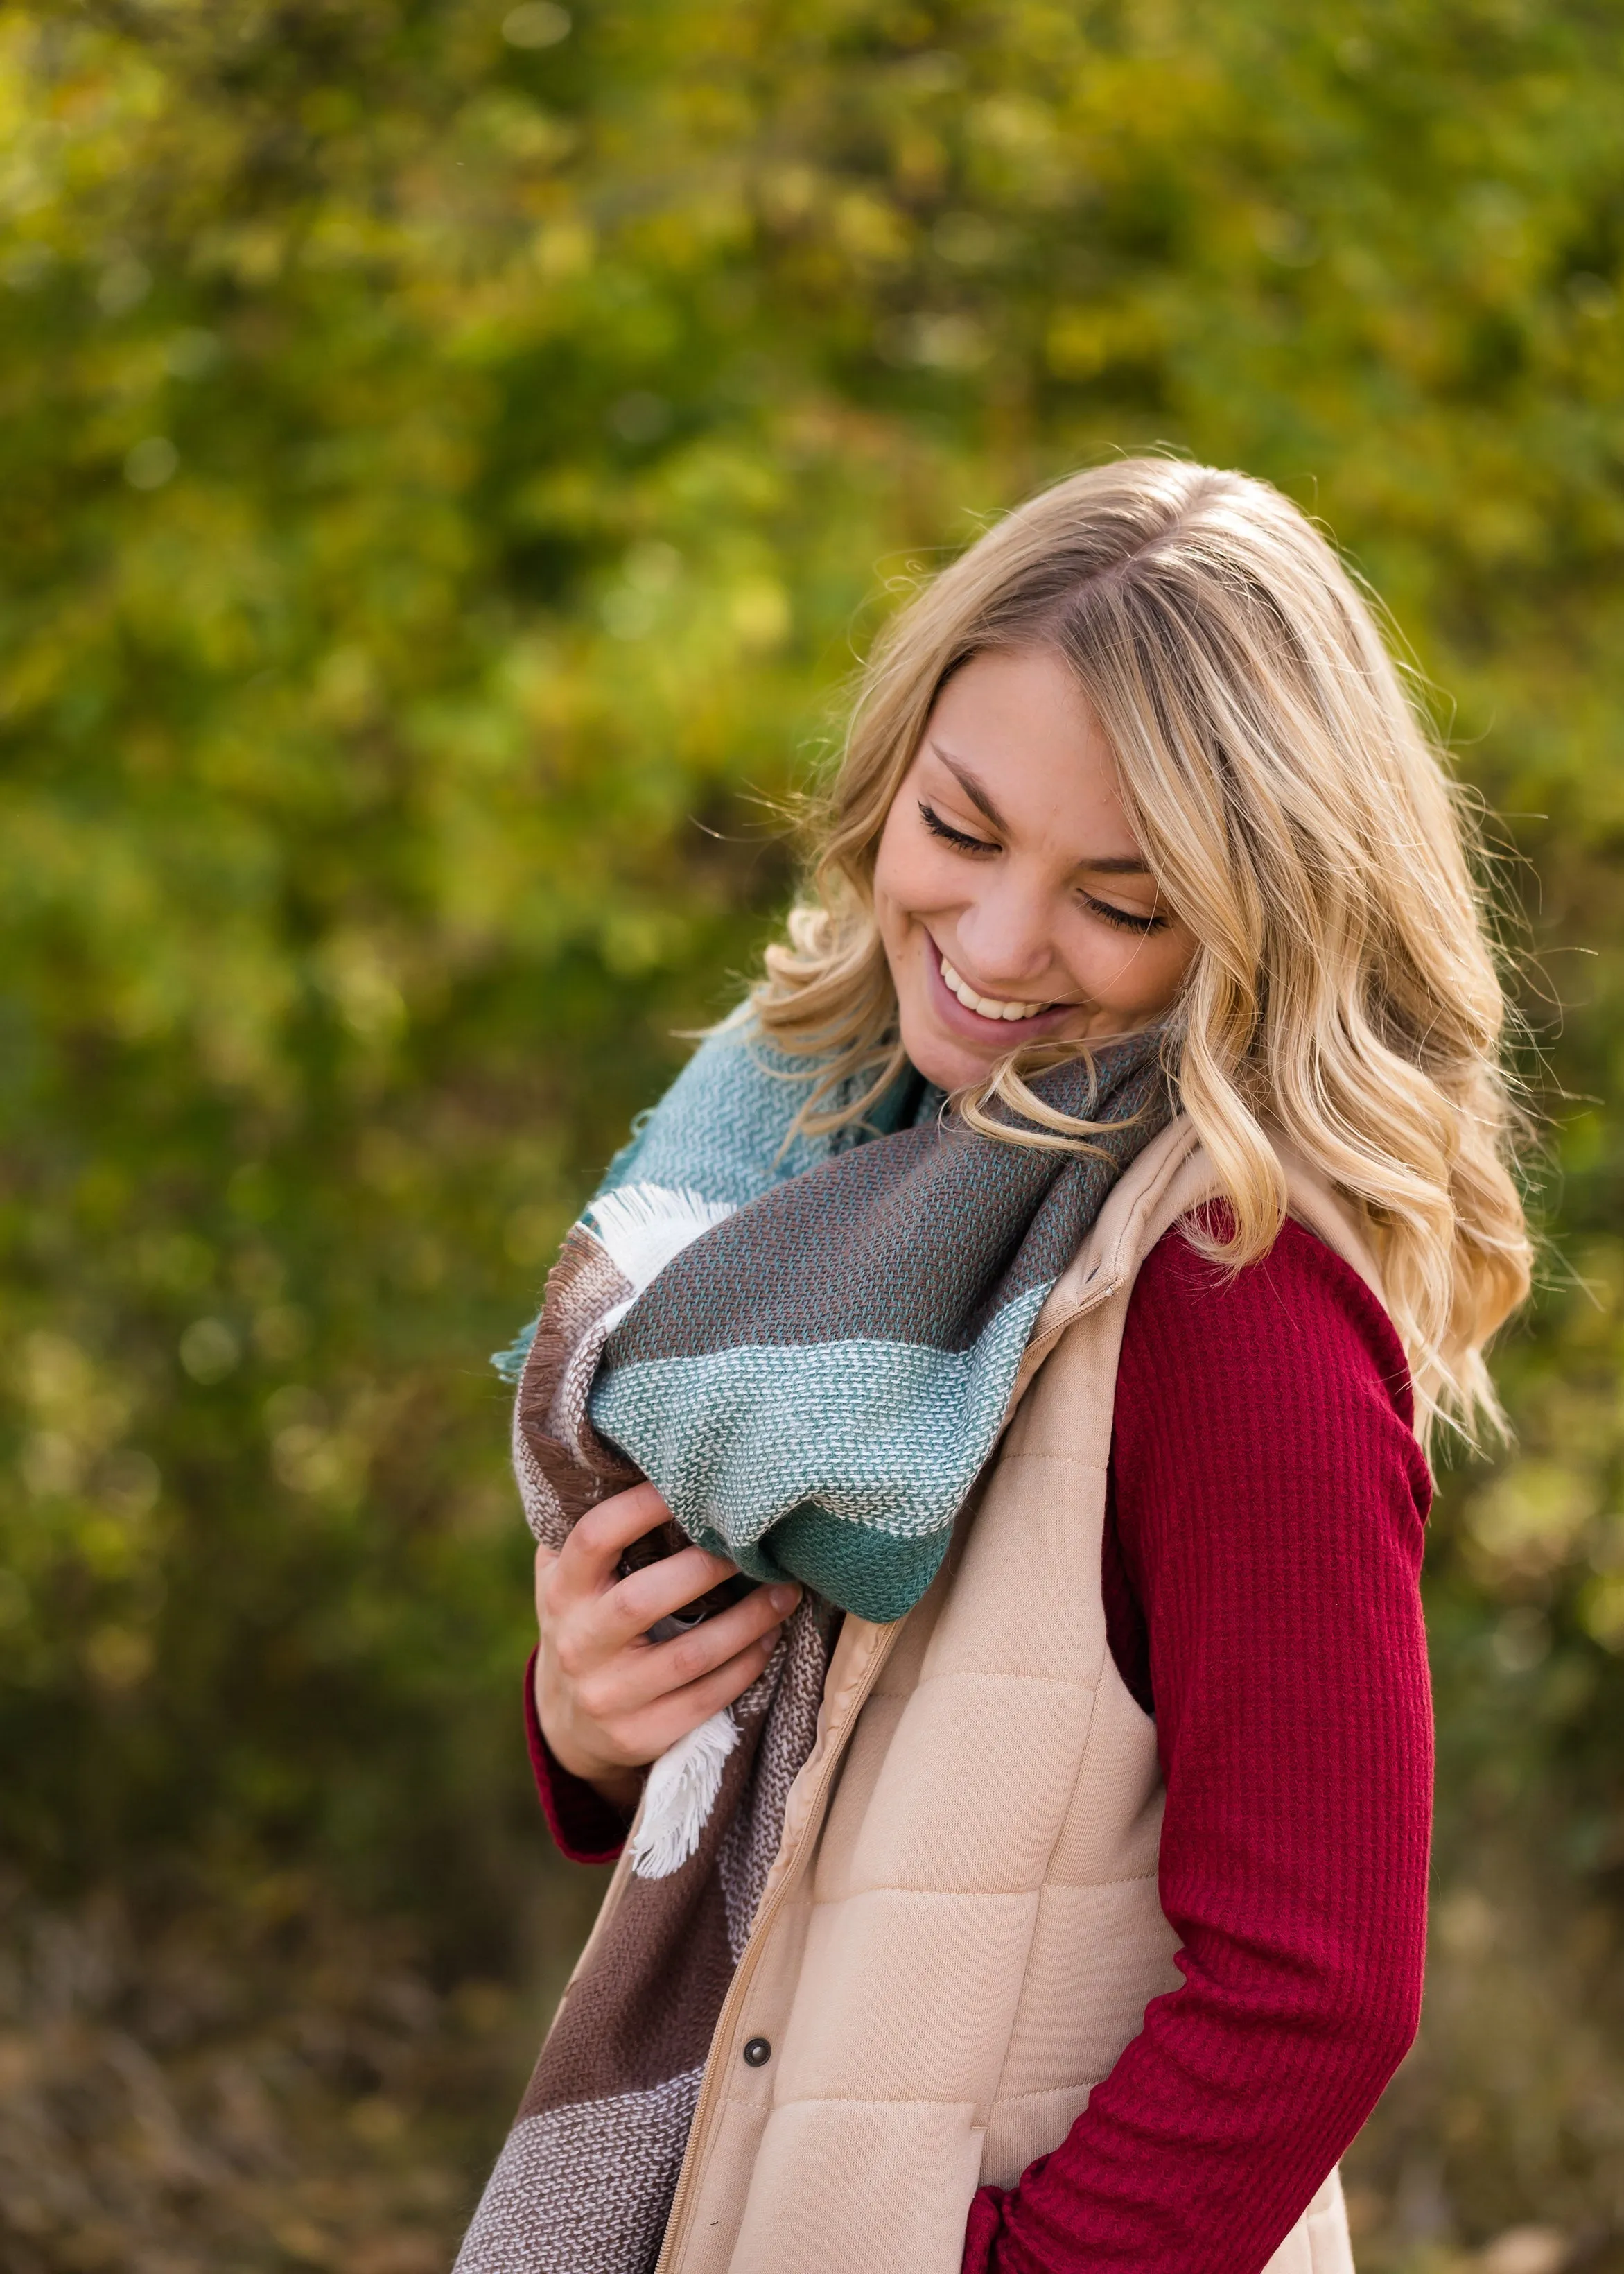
[928,743,1153,877]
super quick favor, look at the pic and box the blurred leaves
[0,1867,609,2273]
[1,0,1623,2263]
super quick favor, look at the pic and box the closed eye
[918,800,997,855]
[921,797,1169,933]
[1080,892,1169,935]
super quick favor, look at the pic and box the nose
[954,873,1055,988]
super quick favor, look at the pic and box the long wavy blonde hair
[753,457,1532,1450]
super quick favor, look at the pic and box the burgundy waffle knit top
[524,1212,1435,2274]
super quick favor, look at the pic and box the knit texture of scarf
[454,1013,1173,2274]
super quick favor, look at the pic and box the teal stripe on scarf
[501,1013,1172,1622]
[589,1299,1041,1622]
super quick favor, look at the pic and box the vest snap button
[742,2036,771,2067]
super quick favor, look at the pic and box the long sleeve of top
[966,1215,1433,2273]
[525,1214,1436,2273]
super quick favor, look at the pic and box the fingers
[577,1481,681,1560]
[534,1480,803,1789]
[616,1626,789,1764]
[646,1577,797,1692]
[555,1482,738,1602]
[594,1541,752,1651]
[589,1579,801,1718]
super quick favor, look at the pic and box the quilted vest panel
[656,1120,1374,2274]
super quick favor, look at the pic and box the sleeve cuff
[523,1645,633,1865]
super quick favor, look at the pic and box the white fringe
[590,1185,742,1874]
[586,1183,737,1302]
[629,1709,740,1879]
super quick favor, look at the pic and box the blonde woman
[462,460,1530,2274]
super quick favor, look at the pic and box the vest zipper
[654,1616,904,2274]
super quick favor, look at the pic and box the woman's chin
[898,1016,1001,1096]
[903,1005,1132,1095]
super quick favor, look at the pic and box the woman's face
[872,645,1197,1095]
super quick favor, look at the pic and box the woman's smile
[924,933,1073,1038]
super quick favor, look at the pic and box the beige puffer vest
[577,1118,1383,2274]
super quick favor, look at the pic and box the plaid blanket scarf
[455,1014,1172,2274]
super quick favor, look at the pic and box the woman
[460,459,1530,2274]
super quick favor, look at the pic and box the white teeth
[939,955,1046,1023]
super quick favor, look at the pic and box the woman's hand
[534,1480,801,1814]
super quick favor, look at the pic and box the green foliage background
[2,1,1623,2266]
